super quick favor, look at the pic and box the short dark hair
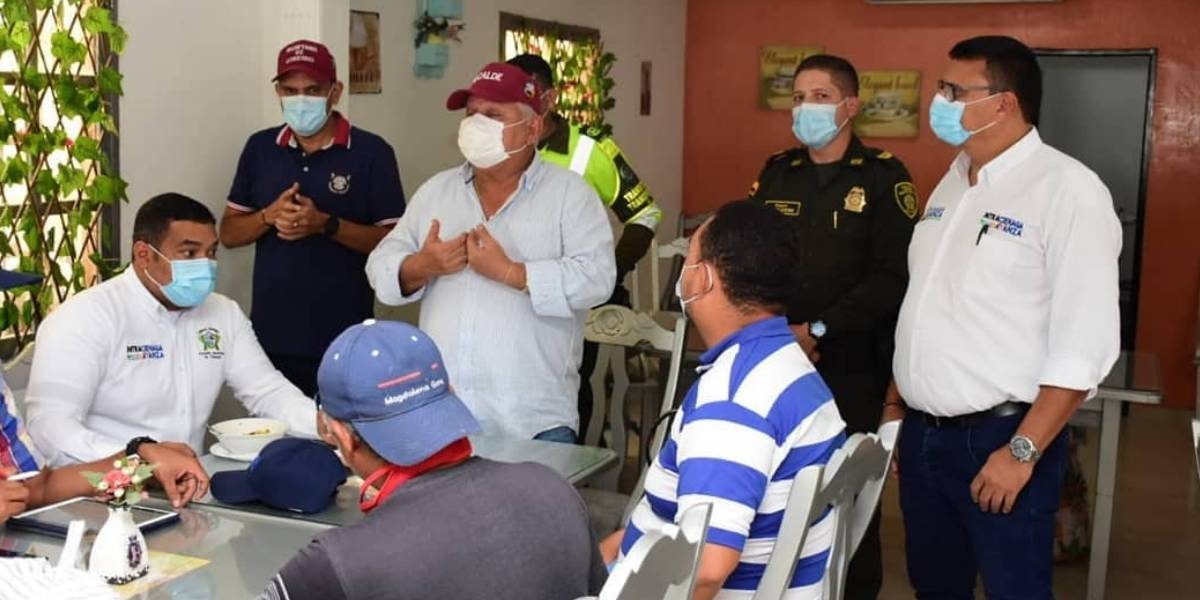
[949,35,1041,125]
[132,193,216,247]
[699,200,801,314]
[507,53,554,89]
[794,54,859,97]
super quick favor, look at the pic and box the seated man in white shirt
[26,193,318,467]
[366,63,615,443]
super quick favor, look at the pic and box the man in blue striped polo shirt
[601,201,847,599]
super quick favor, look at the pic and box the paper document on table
[111,551,210,599]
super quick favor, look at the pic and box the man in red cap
[219,39,406,398]
[366,63,615,444]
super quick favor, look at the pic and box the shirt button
[303,166,309,172]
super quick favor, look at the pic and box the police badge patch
[894,182,919,219]
[843,186,867,213]
[329,173,351,195]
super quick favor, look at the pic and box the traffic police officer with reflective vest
[509,54,663,437]
[748,54,917,600]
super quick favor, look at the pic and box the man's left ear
[845,96,862,120]
[329,81,344,107]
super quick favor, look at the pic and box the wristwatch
[323,214,341,237]
[125,436,157,459]
[1008,434,1041,464]
[810,320,827,339]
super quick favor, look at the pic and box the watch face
[1010,436,1034,461]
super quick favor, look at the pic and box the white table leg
[1088,398,1120,600]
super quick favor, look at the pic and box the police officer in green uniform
[509,54,664,438]
[748,55,917,600]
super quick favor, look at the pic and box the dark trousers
[899,410,1068,600]
[266,352,320,399]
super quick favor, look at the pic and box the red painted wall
[684,0,1200,409]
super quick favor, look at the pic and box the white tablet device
[7,497,180,538]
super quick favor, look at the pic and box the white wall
[119,0,686,311]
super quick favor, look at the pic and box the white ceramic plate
[209,443,258,463]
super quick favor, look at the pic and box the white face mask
[457,113,530,169]
[674,263,712,314]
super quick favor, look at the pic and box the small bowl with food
[209,418,288,455]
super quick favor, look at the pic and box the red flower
[102,469,132,490]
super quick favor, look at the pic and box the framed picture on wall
[759,45,824,110]
[853,70,921,138]
[349,11,381,94]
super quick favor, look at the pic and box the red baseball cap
[446,62,542,114]
[273,39,337,83]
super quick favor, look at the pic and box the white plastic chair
[627,236,689,314]
[753,430,892,600]
[583,305,685,491]
[577,503,712,600]
[1191,418,1199,481]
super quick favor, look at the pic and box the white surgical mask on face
[457,113,530,169]
[674,263,712,314]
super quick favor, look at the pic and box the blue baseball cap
[317,319,481,466]
[210,438,346,514]
[0,269,40,290]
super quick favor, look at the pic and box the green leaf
[56,164,87,195]
[87,174,126,204]
[82,471,104,487]
[21,66,47,92]
[33,0,54,10]
[2,156,29,184]
[3,3,33,29]
[81,6,116,35]
[72,136,102,161]
[53,75,84,116]
[97,66,122,95]
[33,169,57,196]
[107,26,127,54]
[50,30,87,67]
[50,260,66,286]
[20,298,34,327]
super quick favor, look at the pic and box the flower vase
[88,506,150,585]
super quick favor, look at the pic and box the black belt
[911,401,1029,428]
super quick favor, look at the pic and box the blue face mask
[146,245,218,308]
[791,101,847,149]
[281,94,331,136]
[929,94,1000,146]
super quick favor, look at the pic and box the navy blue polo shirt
[228,113,405,359]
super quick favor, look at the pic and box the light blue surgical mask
[281,94,331,136]
[674,263,712,314]
[146,245,217,308]
[791,100,848,149]
[929,93,1000,147]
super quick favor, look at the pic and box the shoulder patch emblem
[765,200,802,217]
[894,182,919,220]
[844,186,867,213]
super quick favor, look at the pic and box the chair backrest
[2,342,36,419]
[847,420,900,555]
[597,503,712,600]
[644,236,690,314]
[753,433,890,600]
[583,305,686,490]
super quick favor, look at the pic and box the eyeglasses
[936,79,1003,102]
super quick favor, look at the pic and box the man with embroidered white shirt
[26,193,318,467]
[887,36,1120,599]
[365,62,615,443]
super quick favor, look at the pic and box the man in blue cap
[259,319,606,600]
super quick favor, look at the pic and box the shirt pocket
[963,228,1044,291]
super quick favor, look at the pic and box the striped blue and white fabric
[618,316,846,599]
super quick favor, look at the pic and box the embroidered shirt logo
[329,173,351,194]
[921,206,945,222]
[981,211,1024,237]
[126,344,164,361]
[198,328,224,359]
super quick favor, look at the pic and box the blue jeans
[899,410,1067,600]
[533,426,577,444]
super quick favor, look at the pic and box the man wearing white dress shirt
[366,62,615,443]
[887,36,1120,599]
[26,193,318,467]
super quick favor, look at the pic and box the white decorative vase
[88,506,150,585]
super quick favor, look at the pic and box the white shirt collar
[120,268,181,322]
[953,127,1044,186]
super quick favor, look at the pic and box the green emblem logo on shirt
[198,328,224,359]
